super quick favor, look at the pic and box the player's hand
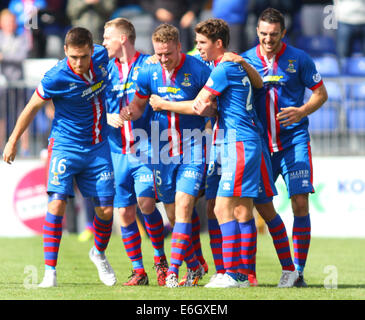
[277,106,305,127]
[119,106,131,123]
[145,55,159,65]
[107,113,124,128]
[192,98,217,117]
[3,141,17,164]
[149,94,165,111]
[221,52,242,64]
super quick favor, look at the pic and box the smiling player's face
[65,44,93,75]
[257,21,286,57]
[153,40,181,72]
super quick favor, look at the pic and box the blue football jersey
[106,51,153,154]
[135,53,211,156]
[204,61,260,143]
[242,43,323,153]
[36,44,110,146]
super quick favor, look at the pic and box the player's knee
[95,205,114,221]
[47,199,66,216]
[291,194,309,216]
[137,197,155,214]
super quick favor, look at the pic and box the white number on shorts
[154,169,162,186]
[51,157,67,174]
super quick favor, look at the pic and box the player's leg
[234,201,256,287]
[39,142,76,288]
[137,196,168,286]
[254,142,297,287]
[208,195,241,288]
[291,193,311,287]
[134,162,168,285]
[38,194,67,288]
[166,191,196,287]
[279,141,314,287]
[78,141,116,286]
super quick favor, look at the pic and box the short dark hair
[195,18,230,48]
[258,8,286,31]
[65,27,93,48]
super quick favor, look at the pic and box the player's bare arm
[221,52,263,89]
[277,84,328,127]
[3,91,46,164]
[192,87,217,116]
[120,94,148,123]
[149,94,217,117]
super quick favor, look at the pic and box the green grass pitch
[0,233,364,301]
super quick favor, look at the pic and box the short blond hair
[152,23,180,44]
[104,17,136,45]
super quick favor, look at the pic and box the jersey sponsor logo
[286,59,296,73]
[112,82,134,92]
[313,72,322,83]
[183,170,203,180]
[289,170,310,180]
[81,80,105,98]
[263,75,284,84]
[139,174,154,183]
[157,86,181,94]
[221,172,233,181]
[69,82,77,90]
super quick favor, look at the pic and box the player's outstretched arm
[120,94,148,123]
[277,84,328,127]
[221,52,263,89]
[3,91,46,164]
[149,94,217,117]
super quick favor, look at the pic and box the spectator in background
[0,9,30,156]
[66,0,116,44]
[334,0,365,58]
[212,0,250,53]
[0,9,29,81]
[139,0,207,52]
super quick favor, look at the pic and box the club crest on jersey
[286,60,296,73]
[99,65,108,77]
[181,73,192,87]
[132,67,140,80]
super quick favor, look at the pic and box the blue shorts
[153,156,205,204]
[47,139,115,198]
[205,140,262,199]
[271,141,314,198]
[253,139,278,204]
[111,151,155,208]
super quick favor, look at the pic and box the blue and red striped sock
[238,218,257,277]
[191,208,206,266]
[93,214,113,253]
[43,212,63,269]
[142,208,166,263]
[293,214,311,273]
[184,239,200,271]
[267,214,295,271]
[220,220,240,280]
[121,221,144,273]
[168,222,191,277]
[208,218,225,274]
